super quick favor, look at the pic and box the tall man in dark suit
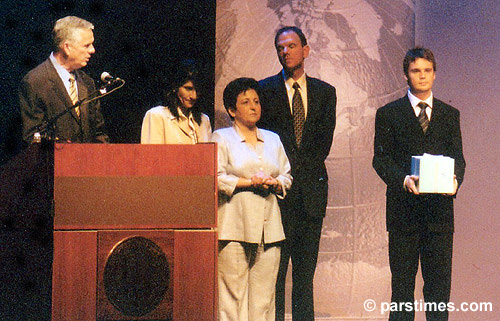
[373,47,466,321]
[19,16,109,144]
[258,26,336,321]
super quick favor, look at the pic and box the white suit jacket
[212,126,292,244]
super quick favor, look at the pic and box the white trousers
[218,241,281,321]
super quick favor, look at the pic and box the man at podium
[2,15,109,321]
[19,16,109,144]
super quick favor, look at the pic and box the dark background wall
[0,0,216,164]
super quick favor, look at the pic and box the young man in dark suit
[19,16,109,144]
[373,47,466,321]
[258,26,336,321]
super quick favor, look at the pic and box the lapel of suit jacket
[302,76,318,145]
[46,60,81,122]
[173,112,197,142]
[426,97,444,136]
[75,70,88,125]
[274,73,295,135]
[300,76,325,150]
[399,95,427,137]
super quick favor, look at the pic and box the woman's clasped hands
[250,171,281,194]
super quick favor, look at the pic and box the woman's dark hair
[223,77,260,120]
[163,59,202,125]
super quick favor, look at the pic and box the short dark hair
[274,26,308,47]
[403,47,436,77]
[163,59,202,124]
[223,78,260,120]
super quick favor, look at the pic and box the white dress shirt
[283,70,308,118]
[49,52,77,98]
[408,89,433,120]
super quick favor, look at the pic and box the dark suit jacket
[258,72,336,217]
[373,95,466,233]
[19,58,109,143]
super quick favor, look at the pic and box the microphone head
[101,72,112,82]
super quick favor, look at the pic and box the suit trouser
[388,230,453,321]
[275,204,323,321]
[218,240,281,321]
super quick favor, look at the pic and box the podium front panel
[52,143,217,320]
[53,143,217,229]
[53,229,217,321]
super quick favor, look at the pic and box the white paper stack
[411,154,455,194]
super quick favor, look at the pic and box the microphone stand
[33,78,125,142]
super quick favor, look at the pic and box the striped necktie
[69,73,80,117]
[417,102,429,133]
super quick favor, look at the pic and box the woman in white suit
[141,60,211,144]
[212,78,292,321]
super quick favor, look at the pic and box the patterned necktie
[69,73,80,117]
[292,82,305,146]
[417,102,429,133]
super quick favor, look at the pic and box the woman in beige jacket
[141,60,211,144]
[213,78,292,321]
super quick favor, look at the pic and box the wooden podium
[51,143,217,321]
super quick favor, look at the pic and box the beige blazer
[141,106,211,144]
[212,126,292,244]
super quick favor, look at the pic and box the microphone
[100,72,122,84]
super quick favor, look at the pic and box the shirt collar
[177,107,189,120]
[233,124,264,143]
[168,106,195,122]
[407,89,433,109]
[282,69,306,92]
[49,52,73,83]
